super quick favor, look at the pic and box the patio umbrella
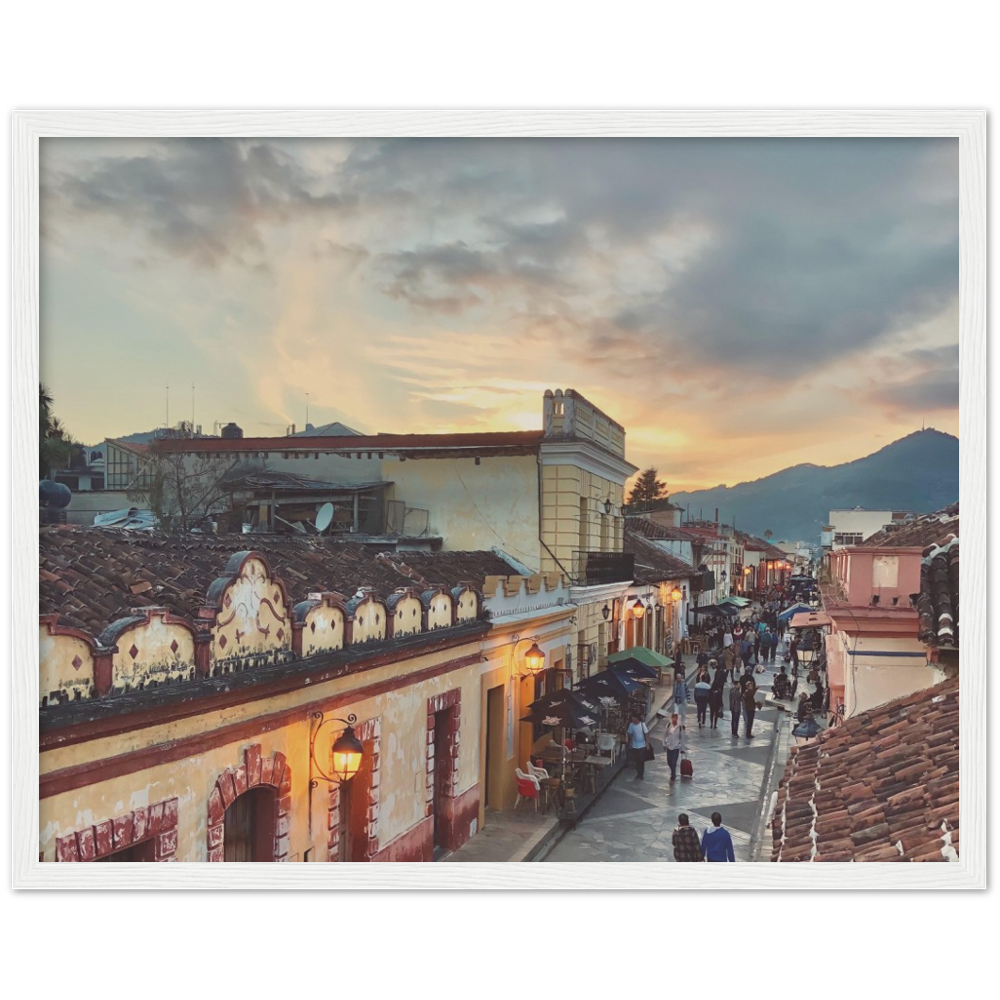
[576,665,641,700]
[690,603,739,616]
[520,698,599,730]
[608,647,671,674]
[778,602,813,622]
[609,657,658,680]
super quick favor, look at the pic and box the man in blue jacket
[701,812,736,862]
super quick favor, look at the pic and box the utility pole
[165,385,169,429]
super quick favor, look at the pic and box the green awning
[608,646,673,668]
[719,595,751,607]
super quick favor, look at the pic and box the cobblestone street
[543,662,785,862]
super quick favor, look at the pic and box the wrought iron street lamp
[309,712,364,787]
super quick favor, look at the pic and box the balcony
[572,550,635,586]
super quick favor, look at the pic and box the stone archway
[207,744,291,862]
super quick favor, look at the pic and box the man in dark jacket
[672,814,704,862]
[742,676,758,738]
[728,681,743,736]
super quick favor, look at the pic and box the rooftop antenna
[165,385,169,429]
[306,392,310,428]
[274,501,334,537]
[192,384,195,429]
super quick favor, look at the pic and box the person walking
[729,680,743,737]
[790,635,800,674]
[741,635,753,673]
[711,658,728,694]
[742,674,758,738]
[708,682,724,730]
[753,629,762,664]
[701,812,736,862]
[672,813,704,862]
[693,668,711,728]
[673,670,689,720]
[722,644,737,682]
[626,712,650,781]
[662,711,685,781]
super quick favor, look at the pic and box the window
[834,532,864,546]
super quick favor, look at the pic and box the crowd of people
[659,591,829,861]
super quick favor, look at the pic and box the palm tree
[764,529,773,540]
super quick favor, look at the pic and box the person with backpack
[693,667,712,728]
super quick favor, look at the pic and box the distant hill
[670,429,959,544]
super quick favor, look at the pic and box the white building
[826,508,914,550]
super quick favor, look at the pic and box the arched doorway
[223,786,277,862]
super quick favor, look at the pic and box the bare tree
[128,446,238,532]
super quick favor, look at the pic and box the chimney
[715,508,719,524]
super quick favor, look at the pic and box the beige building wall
[40,640,484,862]
[539,464,623,575]
[384,454,540,566]
[838,634,946,718]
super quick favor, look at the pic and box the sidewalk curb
[749,707,790,862]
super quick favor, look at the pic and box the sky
[39,136,959,492]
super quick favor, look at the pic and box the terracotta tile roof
[917,537,959,648]
[771,676,959,862]
[864,502,959,547]
[623,527,698,584]
[39,525,514,637]
[625,515,699,542]
[369,550,529,592]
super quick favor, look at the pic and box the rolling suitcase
[680,755,694,778]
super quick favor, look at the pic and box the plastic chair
[526,760,550,783]
[596,732,618,764]
[514,769,540,811]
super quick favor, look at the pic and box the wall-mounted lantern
[631,598,645,619]
[309,712,364,787]
[670,586,682,602]
[601,603,612,620]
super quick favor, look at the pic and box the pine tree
[625,467,668,509]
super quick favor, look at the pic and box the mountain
[669,429,959,544]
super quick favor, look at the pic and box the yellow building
[38,528,537,863]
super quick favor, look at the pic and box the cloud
[45,138,351,268]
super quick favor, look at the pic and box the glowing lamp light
[631,599,645,619]
[670,586,682,602]
[309,712,365,787]
[331,725,365,783]
[523,641,546,675]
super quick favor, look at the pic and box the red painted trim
[40,628,487,751]
[39,614,102,655]
[40,653,481,799]
[55,795,178,862]
[370,816,434,862]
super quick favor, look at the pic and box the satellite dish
[315,502,334,534]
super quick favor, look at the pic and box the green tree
[625,467,668,509]
[39,383,76,478]
[764,529,773,540]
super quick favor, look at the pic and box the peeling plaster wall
[212,557,291,662]
[427,594,452,630]
[111,615,195,692]
[384,455,540,566]
[40,641,485,862]
[302,604,346,656]
[352,599,387,643]
[392,595,423,637]
[455,590,478,623]
[40,629,95,705]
